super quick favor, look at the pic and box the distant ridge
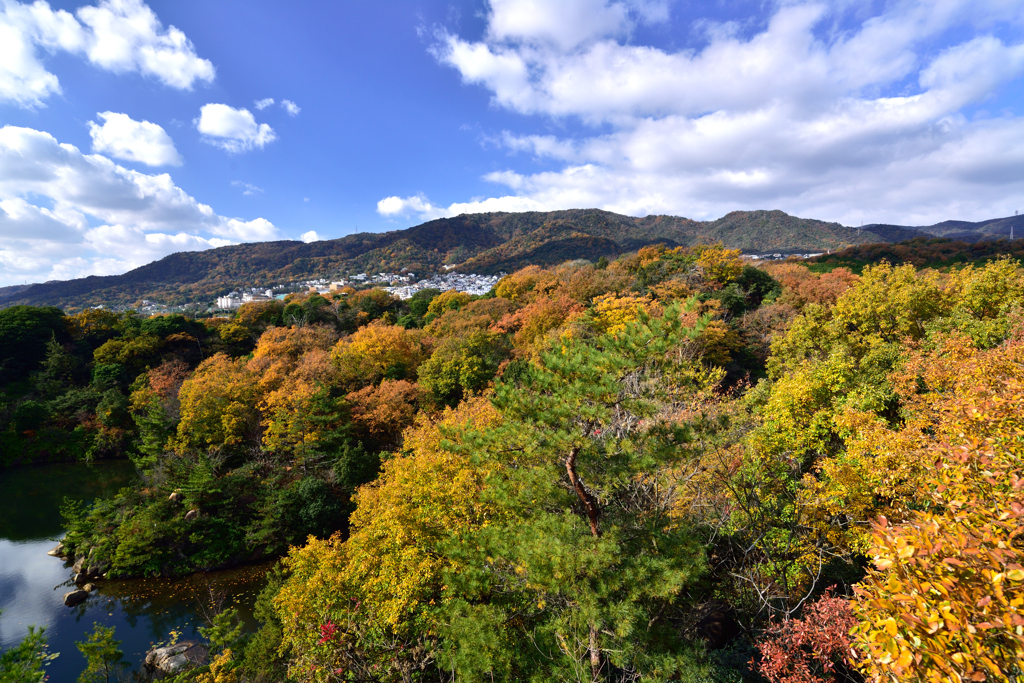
[862,214,1024,243]
[2,208,1016,311]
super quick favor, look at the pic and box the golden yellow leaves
[695,245,744,285]
[173,353,260,452]
[330,320,432,390]
[847,359,1024,680]
[425,291,472,319]
[275,396,510,672]
[195,650,237,683]
[852,499,1024,683]
[591,293,653,334]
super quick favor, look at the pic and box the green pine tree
[435,300,719,681]
[75,623,126,683]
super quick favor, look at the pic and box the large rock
[184,509,199,522]
[82,583,97,593]
[144,641,207,678]
[85,562,109,578]
[46,542,64,557]
[73,572,88,586]
[168,491,184,503]
[72,556,85,573]
[63,590,89,607]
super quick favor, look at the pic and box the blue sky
[1,0,1023,286]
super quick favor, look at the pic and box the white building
[216,294,242,309]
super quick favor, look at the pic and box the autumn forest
[2,244,1022,682]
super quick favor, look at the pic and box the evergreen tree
[0,619,54,683]
[433,300,717,681]
[75,623,126,683]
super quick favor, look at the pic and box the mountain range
[4,208,1023,311]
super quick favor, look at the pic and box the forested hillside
[809,236,1024,272]
[3,246,1023,682]
[0,209,885,311]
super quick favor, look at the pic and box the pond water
[0,461,271,680]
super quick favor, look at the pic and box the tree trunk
[565,446,601,538]
[566,446,604,681]
[589,626,603,683]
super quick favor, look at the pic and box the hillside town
[199,271,502,312]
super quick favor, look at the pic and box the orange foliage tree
[491,294,583,353]
[424,297,515,340]
[761,263,859,310]
[346,379,422,449]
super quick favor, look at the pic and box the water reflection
[0,461,271,681]
[0,459,138,541]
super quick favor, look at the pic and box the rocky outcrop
[63,589,89,607]
[144,641,207,678]
[85,561,109,578]
[70,553,108,581]
[46,542,64,557]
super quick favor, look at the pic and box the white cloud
[0,197,84,241]
[376,195,449,220]
[0,2,81,107]
[300,230,319,243]
[437,0,1024,124]
[231,180,263,196]
[76,0,215,88]
[218,217,277,241]
[401,0,1024,225]
[253,97,299,115]
[88,111,181,166]
[0,125,278,285]
[485,0,668,51]
[0,0,214,108]
[196,104,277,153]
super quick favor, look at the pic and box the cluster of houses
[382,272,502,300]
[747,252,824,261]
[210,271,503,310]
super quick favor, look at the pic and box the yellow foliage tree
[93,334,162,373]
[424,290,472,319]
[783,328,1024,680]
[259,348,343,459]
[695,245,744,286]
[494,265,543,302]
[171,353,261,454]
[274,398,510,681]
[249,325,339,395]
[67,308,121,340]
[590,293,653,334]
[330,320,432,390]
[195,649,238,683]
